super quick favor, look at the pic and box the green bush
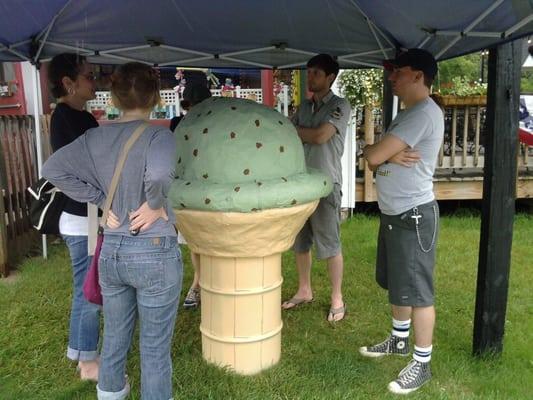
[439,76,487,96]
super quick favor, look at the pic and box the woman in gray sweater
[43,63,181,400]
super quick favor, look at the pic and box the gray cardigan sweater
[42,120,177,237]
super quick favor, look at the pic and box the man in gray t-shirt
[361,49,444,395]
[282,54,351,323]
[375,97,444,215]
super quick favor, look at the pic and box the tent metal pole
[278,61,307,69]
[436,0,504,58]
[8,39,32,49]
[367,19,387,58]
[505,14,533,37]
[44,41,93,55]
[34,26,53,62]
[160,44,211,57]
[341,48,393,58]
[0,43,31,62]
[34,10,61,62]
[98,53,151,64]
[416,35,432,49]
[32,65,47,259]
[221,46,276,57]
[100,45,150,54]
[435,31,502,38]
[159,56,213,67]
[436,37,463,59]
[337,58,382,68]
[218,56,272,69]
[35,0,73,42]
[347,0,396,49]
[464,0,505,32]
[284,48,317,56]
[32,67,44,176]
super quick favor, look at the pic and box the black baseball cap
[383,48,438,80]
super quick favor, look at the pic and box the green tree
[437,53,482,87]
[521,69,533,93]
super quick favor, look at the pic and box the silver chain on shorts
[412,205,438,253]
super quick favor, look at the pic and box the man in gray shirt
[361,49,444,394]
[282,54,351,323]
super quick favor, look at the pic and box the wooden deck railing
[357,102,533,202]
[438,103,531,170]
[0,115,51,277]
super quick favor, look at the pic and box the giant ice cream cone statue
[169,97,332,375]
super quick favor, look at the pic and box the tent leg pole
[32,64,47,259]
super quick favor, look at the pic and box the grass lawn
[0,212,532,399]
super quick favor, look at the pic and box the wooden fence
[0,115,51,277]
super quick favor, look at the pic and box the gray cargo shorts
[376,200,439,307]
[293,183,342,259]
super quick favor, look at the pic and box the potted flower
[439,76,487,106]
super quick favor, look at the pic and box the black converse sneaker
[388,359,432,394]
[359,335,410,357]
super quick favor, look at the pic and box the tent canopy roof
[1,0,532,68]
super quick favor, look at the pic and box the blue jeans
[63,235,101,362]
[96,235,182,400]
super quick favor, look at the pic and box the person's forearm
[362,144,381,170]
[44,170,105,207]
[42,144,106,207]
[297,126,321,144]
[362,143,383,166]
[297,124,334,145]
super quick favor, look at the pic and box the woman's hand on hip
[129,201,169,232]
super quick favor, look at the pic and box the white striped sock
[392,318,411,338]
[413,344,433,362]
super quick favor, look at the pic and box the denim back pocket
[128,260,165,293]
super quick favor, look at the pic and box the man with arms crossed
[360,48,444,394]
[282,54,351,322]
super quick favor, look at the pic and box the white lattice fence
[87,91,111,109]
[160,90,178,106]
[86,88,264,118]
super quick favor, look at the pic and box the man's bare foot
[281,292,313,310]
[327,303,346,322]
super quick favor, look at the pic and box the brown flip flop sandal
[281,296,314,310]
[327,303,346,322]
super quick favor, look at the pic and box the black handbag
[27,178,67,234]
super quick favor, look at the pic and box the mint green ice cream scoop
[169,97,332,212]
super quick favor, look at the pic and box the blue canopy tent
[0,0,532,355]
[0,0,532,67]
[0,0,531,204]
